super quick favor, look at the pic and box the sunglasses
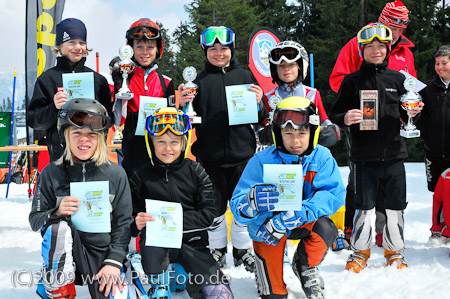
[127,26,160,40]
[67,111,110,132]
[146,112,191,137]
[200,27,235,47]
[389,16,410,26]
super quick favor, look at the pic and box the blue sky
[0,0,191,76]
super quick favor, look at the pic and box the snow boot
[345,249,370,273]
[293,265,325,299]
[211,247,227,267]
[384,249,408,269]
[233,247,256,273]
[148,271,170,299]
[428,231,450,247]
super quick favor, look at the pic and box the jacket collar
[360,60,388,73]
[205,57,238,73]
[56,56,86,72]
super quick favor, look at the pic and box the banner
[247,27,281,94]
[0,113,11,168]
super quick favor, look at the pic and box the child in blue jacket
[230,96,345,299]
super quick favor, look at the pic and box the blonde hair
[55,127,110,166]
[51,45,93,56]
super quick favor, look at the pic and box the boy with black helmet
[329,23,423,273]
[178,26,266,272]
[260,41,340,149]
[29,98,132,299]
[231,96,345,299]
[27,18,113,162]
[112,18,175,178]
[129,108,234,299]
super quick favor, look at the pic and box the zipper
[165,168,169,183]
[82,163,86,182]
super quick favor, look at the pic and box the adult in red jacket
[329,0,417,249]
[329,0,417,93]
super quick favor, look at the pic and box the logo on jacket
[394,54,406,62]
[385,88,397,92]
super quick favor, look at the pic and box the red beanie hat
[378,1,410,29]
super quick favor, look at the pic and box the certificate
[70,181,110,233]
[145,199,183,249]
[360,90,378,131]
[263,164,303,211]
[135,96,167,136]
[225,84,258,126]
[62,72,95,100]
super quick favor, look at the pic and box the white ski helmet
[269,41,309,84]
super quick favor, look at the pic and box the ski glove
[256,214,288,245]
[239,184,279,218]
[278,210,304,230]
[332,229,350,251]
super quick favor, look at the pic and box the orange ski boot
[345,249,370,273]
[385,249,408,269]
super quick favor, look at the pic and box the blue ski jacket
[230,145,345,242]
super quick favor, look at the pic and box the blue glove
[332,229,350,251]
[256,214,287,245]
[279,210,304,230]
[239,184,279,218]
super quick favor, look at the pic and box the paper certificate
[360,90,378,131]
[135,96,167,136]
[225,84,258,126]
[62,72,95,100]
[70,181,110,233]
[145,199,183,249]
[263,164,303,211]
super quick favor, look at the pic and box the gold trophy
[182,66,201,124]
[400,77,422,138]
[113,45,135,143]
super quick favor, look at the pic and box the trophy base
[189,116,202,124]
[400,129,420,138]
[111,139,123,145]
[116,92,134,100]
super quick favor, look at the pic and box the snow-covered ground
[1,163,449,299]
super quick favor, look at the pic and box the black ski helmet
[57,98,111,139]
[269,41,309,85]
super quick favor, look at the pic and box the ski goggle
[388,15,410,26]
[146,111,191,137]
[358,24,392,45]
[272,109,310,129]
[200,27,235,47]
[126,26,160,40]
[269,47,302,64]
[66,111,110,132]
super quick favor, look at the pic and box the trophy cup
[182,66,201,124]
[113,45,135,143]
[400,77,422,138]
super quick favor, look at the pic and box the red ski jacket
[329,35,416,93]
[431,168,450,238]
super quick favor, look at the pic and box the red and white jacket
[431,168,450,238]
[329,34,416,93]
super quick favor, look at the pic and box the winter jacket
[112,64,175,177]
[29,160,132,269]
[329,35,416,93]
[230,145,345,242]
[416,77,450,159]
[431,168,450,237]
[191,58,267,167]
[27,56,113,162]
[129,155,216,244]
[329,60,409,162]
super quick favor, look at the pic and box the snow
[1,163,449,299]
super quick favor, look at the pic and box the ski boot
[148,271,170,299]
[293,265,325,299]
[233,247,255,273]
[384,249,408,269]
[169,263,188,293]
[37,279,76,299]
[211,247,227,267]
[332,229,350,251]
[345,249,370,273]
[428,231,450,247]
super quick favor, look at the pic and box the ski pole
[6,68,17,198]
[309,53,314,88]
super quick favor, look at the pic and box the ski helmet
[144,107,192,161]
[357,23,392,59]
[126,18,163,59]
[271,96,320,156]
[269,41,309,85]
[57,98,111,138]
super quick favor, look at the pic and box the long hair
[55,127,110,166]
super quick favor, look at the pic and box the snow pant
[139,227,233,299]
[41,217,116,299]
[352,160,407,252]
[431,168,450,237]
[200,160,253,251]
[424,151,450,192]
[253,217,337,298]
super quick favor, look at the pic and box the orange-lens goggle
[273,109,309,129]
[145,112,191,137]
[127,26,160,40]
[67,111,110,132]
